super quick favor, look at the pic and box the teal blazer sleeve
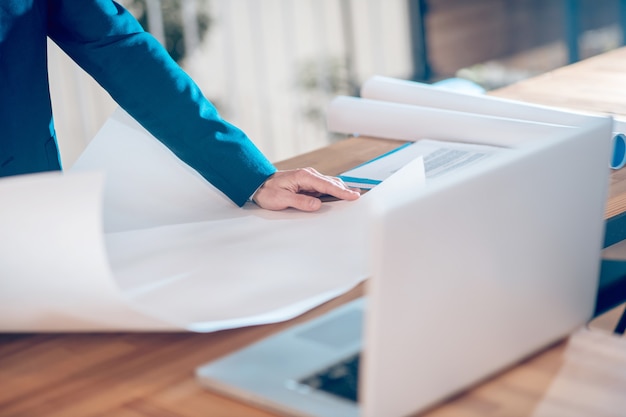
[47,0,276,206]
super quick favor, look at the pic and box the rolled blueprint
[327,96,575,148]
[360,75,595,126]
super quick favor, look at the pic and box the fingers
[292,168,360,201]
[282,192,323,212]
[252,168,360,212]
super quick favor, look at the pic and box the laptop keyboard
[299,353,361,403]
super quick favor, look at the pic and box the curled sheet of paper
[0,171,175,331]
[71,109,238,234]
[0,108,426,332]
[71,110,373,331]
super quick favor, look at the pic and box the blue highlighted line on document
[337,175,382,190]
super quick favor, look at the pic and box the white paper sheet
[0,169,375,332]
[0,107,427,332]
[9,108,401,332]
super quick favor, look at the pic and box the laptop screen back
[361,116,612,417]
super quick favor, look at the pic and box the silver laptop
[196,116,612,417]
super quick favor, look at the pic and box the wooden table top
[3,47,626,417]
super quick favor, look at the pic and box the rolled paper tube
[611,133,626,169]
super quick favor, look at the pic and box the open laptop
[196,115,612,417]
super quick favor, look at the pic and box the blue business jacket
[0,0,276,206]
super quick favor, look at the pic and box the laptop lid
[361,115,612,417]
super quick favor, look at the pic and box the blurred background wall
[48,0,626,169]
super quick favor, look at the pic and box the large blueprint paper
[72,109,381,331]
[1,109,414,332]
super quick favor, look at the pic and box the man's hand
[252,168,360,211]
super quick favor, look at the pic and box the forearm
[48,0,276,205]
